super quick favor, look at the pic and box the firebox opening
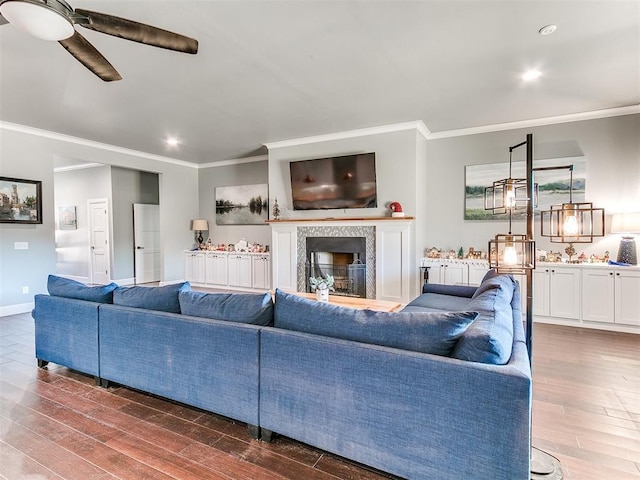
[305,237,366,298]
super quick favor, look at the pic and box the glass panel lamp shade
[0,1,75,41]
[540,202,605,244]
[488,234,535,275]
[611,212,640,264]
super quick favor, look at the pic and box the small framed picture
[58,206,77,230]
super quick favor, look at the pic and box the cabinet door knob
[616,273,620,276]
[610,272,614,276]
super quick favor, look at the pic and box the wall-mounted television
[289,152,377,210]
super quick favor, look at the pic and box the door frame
[87,198,111,285]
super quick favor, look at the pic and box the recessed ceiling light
[539,24,557,36]
[166,137,179,147]
[522,69,542,82]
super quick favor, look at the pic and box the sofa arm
[32,294,100,377]
[421,283,477,297]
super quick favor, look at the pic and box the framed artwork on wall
[464,157,586,220]
[215,183,269,225]
[58,206,77,230]
[0,176,43,224]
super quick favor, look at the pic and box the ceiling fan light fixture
[0,0,74,41]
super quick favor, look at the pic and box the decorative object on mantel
[611,212,640,265]
[426,247,441,258]
[190,219,209,246]
[272,197,280,220]
[389,201,405,217]
[309,275,335,302]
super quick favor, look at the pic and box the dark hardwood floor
[1,312,638,480]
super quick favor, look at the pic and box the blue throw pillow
[47,274,117,303]
[452,275,517,364]
[113,282,190,313]
[179,290,273,325]
[273,289,477,356]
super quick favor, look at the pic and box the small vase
[316,288,329,302]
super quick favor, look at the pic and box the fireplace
[305,237,366,298]
[297,225,376,298]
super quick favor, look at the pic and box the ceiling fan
[0,0,198,81]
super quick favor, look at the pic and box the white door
[88,199,110,285]
[134,203,160,284]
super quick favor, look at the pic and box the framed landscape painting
[464,157,586,220]
[215,183,268,225]
[0,176,43,224]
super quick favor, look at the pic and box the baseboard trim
[0,302,35,317]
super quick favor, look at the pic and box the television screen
[289,152,377,210]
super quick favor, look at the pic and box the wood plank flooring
[1,312,639,479]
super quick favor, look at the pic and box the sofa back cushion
[113,282,190,313]
[451,274,517,364]
[47,274,117,303]
[179,291,274,325]
[273,289,477,356]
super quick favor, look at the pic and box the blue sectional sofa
[32,272,531,479]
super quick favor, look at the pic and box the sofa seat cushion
[113,282,190,313]
[47,274,118,303]
[404,292,472,312]
[451,274,517,365]
[274,289,477,356]
[179,291,273,325]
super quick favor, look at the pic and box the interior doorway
[88,198,111,285]
[133,203,160,284]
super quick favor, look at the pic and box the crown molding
[427,105,640,140]
[264,120,431,150]
[198,154,269,169]
[0,121,198,169]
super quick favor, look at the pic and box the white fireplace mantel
[269,217,414,304]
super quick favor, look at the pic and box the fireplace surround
[298,226,375,298]
[270,217,415,304]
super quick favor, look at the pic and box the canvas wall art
[215,183,268,225]
[464,157,586,220]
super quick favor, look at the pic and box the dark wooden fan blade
[59,31,122,82]
[75,9,198,54]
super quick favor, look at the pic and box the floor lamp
[486,134,564,479]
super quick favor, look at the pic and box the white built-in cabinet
[184,251,206,284]
[532,265,581,320]
[228,254,253,288]
[419,259,639,334]
[205,252,228,286]
[184,251,270,291]
[531,263,639,333]
[582,268,640,326]
[420,259,490,286]
[252,255,271,290]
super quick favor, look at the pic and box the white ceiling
[1,1,638,165]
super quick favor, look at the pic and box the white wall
[0,125,199,313]
[266,126,424,296]
[198,160,271,248]
[424,114,640,260]
[267,128,420,219]
[54,164,111,280]
[110,167,159,281]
